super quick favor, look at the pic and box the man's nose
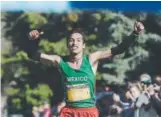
[73,40,77,45]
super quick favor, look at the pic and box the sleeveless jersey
[59,55,96,107]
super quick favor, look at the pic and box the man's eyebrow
[77,38,82,39]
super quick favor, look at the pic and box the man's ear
[83,43,85,49]
[66,41,69,48]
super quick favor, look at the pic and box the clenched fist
[134,21,144,34]
[28,30,44,40]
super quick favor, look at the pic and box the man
[149,75,161,117]
[108,93,123,116]
[139,73,152,92]
[130,83,151,117]
[129,76,157,117]
[28,21,144,117]
[153,75,161,86]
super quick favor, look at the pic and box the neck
[69,52,83,63]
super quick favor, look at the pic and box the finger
[30,31,35,36]
[35,35,39,39]
[35,30,39,35]
[140,23,144,30]
[29,32,32,37]
[137,22,141,27]
[139,26,144,32]
[135,21,138,25]
[29,32,34,40]
[33,31,38,36]
[30,32,35,37]
[137,22,142,29]
[134,21,138,31]
[138,22,144,28]
[137,22,144,32]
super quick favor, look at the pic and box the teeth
[72,46,78,49]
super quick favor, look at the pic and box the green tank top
[59,54,96,108]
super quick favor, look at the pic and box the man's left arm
[89,21,144,63]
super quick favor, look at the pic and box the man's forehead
[130,86,138,90]
[156,76,161,79]
[70,33,83,38]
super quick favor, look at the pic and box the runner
[27,21,144,117]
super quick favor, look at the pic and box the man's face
[67,33,85,54]
[155,76,161,85]
[130,86,140,99]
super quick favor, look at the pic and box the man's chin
[71,52,78,55]
[70,51,80,55]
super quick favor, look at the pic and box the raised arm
[27,30,61,65]
[89,21,144,64]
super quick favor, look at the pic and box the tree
[1,10,161,116]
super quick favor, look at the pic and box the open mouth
[71,46,78,50]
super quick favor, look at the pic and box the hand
[29,30,43,40]
[153,84,160,92]
[134,21,144,34]
[148,85,155,96]
[126,91,133,99]
[113,93,120,102]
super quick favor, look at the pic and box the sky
[1,1,71,13]
[1,1,161,13]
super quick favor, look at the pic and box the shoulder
[60,55,68,62]
[88,52,99,64]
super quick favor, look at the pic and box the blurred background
[1,1,161,117]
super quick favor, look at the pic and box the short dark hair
[67,28,86,43]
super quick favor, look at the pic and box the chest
[62,63,94,84]
[68,62,82,70]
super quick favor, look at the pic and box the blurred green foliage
[1,11,161,115]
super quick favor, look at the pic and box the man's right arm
[40,53,61,65]
[27,30,61,65]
